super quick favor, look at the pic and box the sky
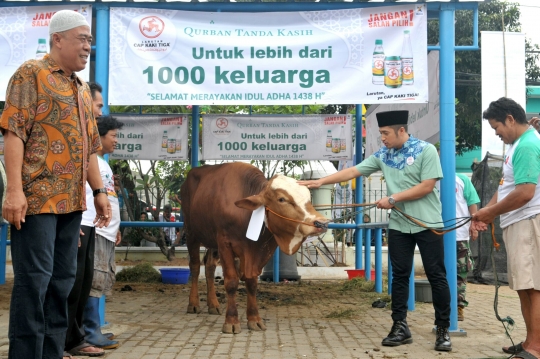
[514,0,540,47]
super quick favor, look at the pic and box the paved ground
[0,278,525,359]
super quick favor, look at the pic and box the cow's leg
[187,239,202,314]
[205,249,221,315]
[245,277,266,331]
[219,245,241,334]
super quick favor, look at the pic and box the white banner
[110,115,189,161]
[109,5,428,105]
[0,5,92,100]
[365,50,440,157]
[202,115,352,161]
[481,31,526,158]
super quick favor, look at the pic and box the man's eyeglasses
[71,35,93,45]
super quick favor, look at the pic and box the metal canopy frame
[0,0,482,333]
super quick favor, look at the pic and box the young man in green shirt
[473,97,540,359]
[299,110,452,352]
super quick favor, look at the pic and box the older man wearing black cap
[0,9,111,359]
[299,110,452,352]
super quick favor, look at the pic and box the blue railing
[1,220,411,311]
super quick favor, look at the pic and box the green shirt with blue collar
[356,135,443,234]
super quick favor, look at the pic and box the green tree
[428,0,540,154]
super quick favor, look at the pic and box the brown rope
[265,207,318,227]
[391,206,450,235]
[491,222,500,250]
[270,202,500,247]
[313,203,377,208]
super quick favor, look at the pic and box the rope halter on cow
[264,207,328,230]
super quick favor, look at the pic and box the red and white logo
[128,14,176,60]
[210,117,232,139]
[139,16,165,38]
[216,118,229,129]
[387,68,400,80]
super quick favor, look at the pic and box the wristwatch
[93,188,107,197]
[388,196,396,205]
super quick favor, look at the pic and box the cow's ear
[235,195,264,211]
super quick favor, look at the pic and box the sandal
[502,342,523,354]
[513,349,539,359]
[68,342,105,357]
[63,351,82,359]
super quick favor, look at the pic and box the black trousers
[388,229,451,327]
[65,225,96,350]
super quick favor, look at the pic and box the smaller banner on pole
[202,114,352,161]
[110,115,189,161]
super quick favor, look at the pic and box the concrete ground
[0,275,526,359]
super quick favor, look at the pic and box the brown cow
[181,162,328,334]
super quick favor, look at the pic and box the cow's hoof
[208,307,221,315]
[187,305,201,314]
[248,320,267,331]
[222,323,242,334]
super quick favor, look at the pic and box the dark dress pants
[9,212,82,359]
[65,225,96,350]
[388,229,451,327]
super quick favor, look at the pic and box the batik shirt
[0,55,101,214]
[356,135,443,234]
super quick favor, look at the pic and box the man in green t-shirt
[299,110,452,352]
[473,97,540,359]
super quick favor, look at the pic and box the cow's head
[235,175,328,255]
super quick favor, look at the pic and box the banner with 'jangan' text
[0,5,92,100]
[109,5,427,105]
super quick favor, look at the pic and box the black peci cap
[376,110,409,127]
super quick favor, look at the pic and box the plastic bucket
[345,269,376,281]
[159,268,190,284]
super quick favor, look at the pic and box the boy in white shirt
[81,115,124,349]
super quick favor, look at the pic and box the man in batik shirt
[0,10,111,359]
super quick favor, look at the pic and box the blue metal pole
[440,3,459,332]
[354,104,363,270]
[364,229,371,280]
[0,223,7,285]
[375,228,382,293]
[191,106,200,167]
[94,4,110,115]
[408,259,415,311]
[273,248,280,283]
[94,3,110,326]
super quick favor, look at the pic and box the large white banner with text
[0,5,92,100]
[109,5,428,105]
[110,115,189,161]
[202,115,352,161]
